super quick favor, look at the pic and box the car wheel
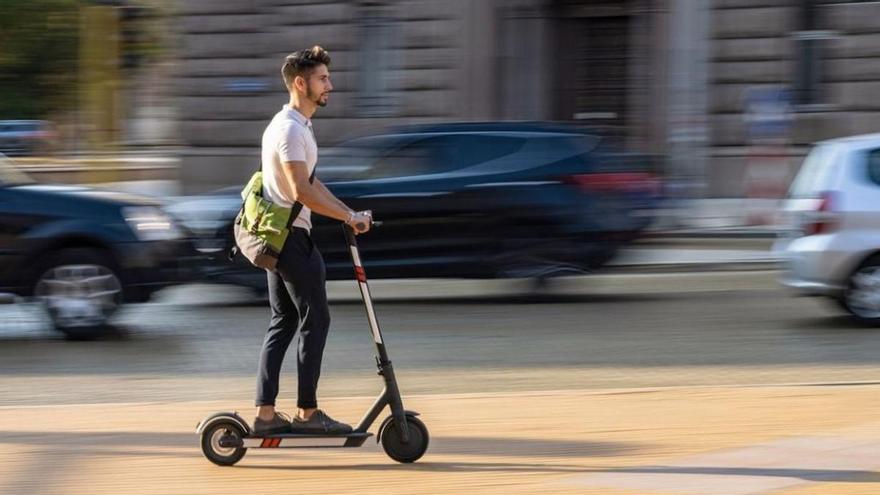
[842,257,880,325]
[495,239,589,281]
[32,248,123,339]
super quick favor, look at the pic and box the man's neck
[289,95,316,120]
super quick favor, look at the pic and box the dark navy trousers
[255,227,330,409]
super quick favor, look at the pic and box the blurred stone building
[709,0,880,199]
[173,0,880,199]
[174,0,668,193]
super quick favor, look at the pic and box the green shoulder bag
[232,169,313,271]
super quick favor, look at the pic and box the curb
[600,260,780,274]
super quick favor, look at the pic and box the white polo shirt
[261,105,318,231]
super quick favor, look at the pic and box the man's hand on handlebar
[346,210,373,234]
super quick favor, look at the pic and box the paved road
[1,270,877,407]
[3,271,880,494]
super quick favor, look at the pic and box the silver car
[774,133,880,323]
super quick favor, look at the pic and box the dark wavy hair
[281,45,331,89]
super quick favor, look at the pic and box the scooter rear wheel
[200,420,247,466]
[380,415,429,463]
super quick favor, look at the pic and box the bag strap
[286,167,317,229]
[229,167,317,262]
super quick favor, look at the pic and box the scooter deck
[241,431,373,448]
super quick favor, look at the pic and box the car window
[319,136,450,180]
[789,144,837,198]
[317,136,414,181]
[867,148,880,187]
[318,133,582,181]
[434,135,525,169]
[512,134,597,163]
[322,136,442,180]
[366,138,442,179]
[317,145,379,181]
[365,135,532,179]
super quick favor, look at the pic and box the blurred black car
[169,122,662,291]
[0,154,195,338]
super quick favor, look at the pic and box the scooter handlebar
[354,220,382,231]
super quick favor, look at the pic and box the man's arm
[313,178,355,215]
[280,160,371,231]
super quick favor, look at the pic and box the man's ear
[294,75,306,92]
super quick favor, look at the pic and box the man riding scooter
[252,46,373,435]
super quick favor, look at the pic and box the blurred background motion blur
[6,0,862,203]
[5,0,880,336]
[8,2,880,491]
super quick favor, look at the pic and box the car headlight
[122,206,183,241]
[164,197,239,236]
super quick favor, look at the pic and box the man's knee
[314,304,330,331]
[269,313,298,336]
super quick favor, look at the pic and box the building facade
[174,0,880,198]
[708,0,880,198]
[173,0,666,192]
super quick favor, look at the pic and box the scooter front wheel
[380,415,429,463]
[200,420,247,466]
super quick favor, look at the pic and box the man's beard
[307,86,328,107]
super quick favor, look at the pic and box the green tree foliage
[0,0,82,118]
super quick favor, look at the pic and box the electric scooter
[197,222,429,466]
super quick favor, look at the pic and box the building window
[357,2,398,117]
[792,0,837,108]
[793,33,831,107]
